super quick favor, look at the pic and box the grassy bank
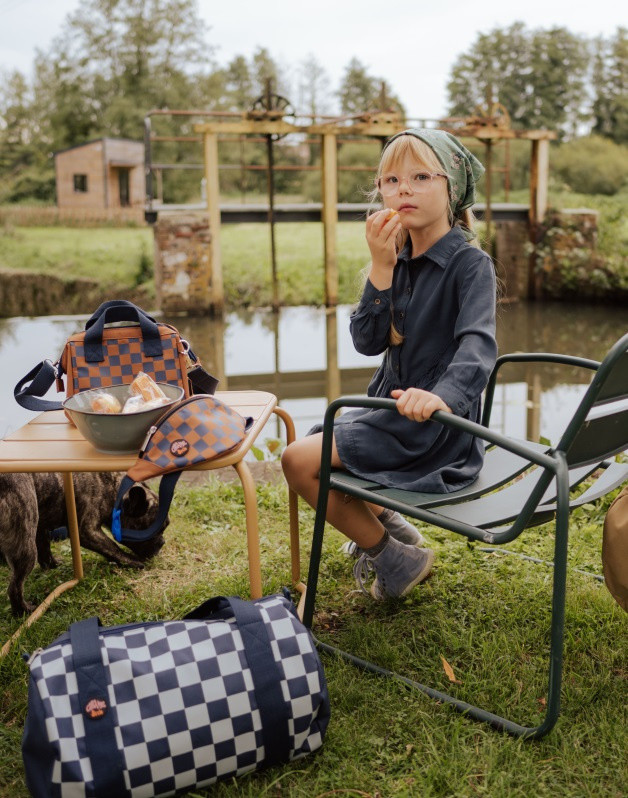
[0,222,370,307]
[1,478,626,797]
[1,188,626,310]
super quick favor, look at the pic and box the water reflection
[0,303,625,448]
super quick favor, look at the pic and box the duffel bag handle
[84,303,163,362]
[185,596,292,767]
[69,617,130,797]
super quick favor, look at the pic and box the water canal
[0,301,625,454]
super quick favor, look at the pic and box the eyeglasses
[377,170,447,197]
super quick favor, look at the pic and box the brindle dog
[0,472,167,615]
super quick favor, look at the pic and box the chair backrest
[558,333,628,467]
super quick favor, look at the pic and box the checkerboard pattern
[128,396,248,481]
[64,329,187,396]
[27,595,329,798]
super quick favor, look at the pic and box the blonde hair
[369,135,479,346]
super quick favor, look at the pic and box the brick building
[54,138,144,210]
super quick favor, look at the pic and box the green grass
[0,226,154,288]
[1,479,626,797]
[0,222,370,307]
[1,187,626,309]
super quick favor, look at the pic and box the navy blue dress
[334,226,497,493]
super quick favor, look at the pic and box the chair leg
[302,459,571,739]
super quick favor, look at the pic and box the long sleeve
[432,254,497,416]
[349,279,393,356]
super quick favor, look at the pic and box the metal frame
[301,334,628,738]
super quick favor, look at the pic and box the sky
[0,0,625,119]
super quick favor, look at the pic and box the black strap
[70,617,130,797]
[84,300,158,329]
[187,364,219,396]
[111,472,180,543]
[14,360,63,411]
[84,305,163,362]
[185,596,291,767]
[227,597,292,766]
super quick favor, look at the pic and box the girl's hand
[391,388,451,422]
[366,209,401,274]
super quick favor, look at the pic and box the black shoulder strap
[14,360,63,411]
[184,595,292,767]
[111,472,180,544]
[70,617,130,797]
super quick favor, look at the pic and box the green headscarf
[383,128,485,220]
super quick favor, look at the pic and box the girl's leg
[281,432,384,549]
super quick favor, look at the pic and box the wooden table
[0,391,302,655]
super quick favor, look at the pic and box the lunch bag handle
[83,303,163,362]
[84,300,158,329]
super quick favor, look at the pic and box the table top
[0,391,277,473]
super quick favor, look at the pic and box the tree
[0,69,56,202]
[591,28,628,144]
[337,58,380,115]
[34,0,214,146]
[338,58,404,117]
[447,23,589,137]
[297,54,333,119]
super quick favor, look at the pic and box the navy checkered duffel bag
[22,593,330,798]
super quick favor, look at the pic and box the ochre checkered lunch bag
[14,300,217,412]
[111,394,253,544]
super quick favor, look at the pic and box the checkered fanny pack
[22,593,331,798]
[14,300,218,412]
[111,394,253,544]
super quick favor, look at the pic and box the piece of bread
[90,392,122,414]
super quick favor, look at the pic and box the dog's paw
[39,556,60,571]
[12,600,37,617]
[111,557,146,570]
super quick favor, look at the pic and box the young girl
[281,128,497,600]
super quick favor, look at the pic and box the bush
[0,166,56,204]
[550,135,628,195]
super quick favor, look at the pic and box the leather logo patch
[170,439,190,456]
[84,697,107,719]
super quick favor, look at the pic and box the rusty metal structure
[145,98,556,314]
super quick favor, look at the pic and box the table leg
[272,407,306,616]
[234,459,263,599]
[62,472,84,580]
[272,408,302,584]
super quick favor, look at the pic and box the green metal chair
[302,332,628,739]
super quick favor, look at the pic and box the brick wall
[153,213,213,314]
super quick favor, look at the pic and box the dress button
[374,298,381,305]
[399,311,404,318]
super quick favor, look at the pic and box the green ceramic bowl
[63,382,184,454]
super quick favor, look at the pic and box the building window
[73,174,88,193]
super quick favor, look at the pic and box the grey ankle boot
[369,536,434,600]
[341,510,426,558]
[377,509,426,546]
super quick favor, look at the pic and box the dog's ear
[124,485,149,517]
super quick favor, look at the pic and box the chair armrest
[321,396,557,472]
[482,352,600,427]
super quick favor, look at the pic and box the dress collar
[400,226,467,270]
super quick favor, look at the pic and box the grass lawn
[1,477,626,797]
[0,222,371,307]
[1,187,625,309]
